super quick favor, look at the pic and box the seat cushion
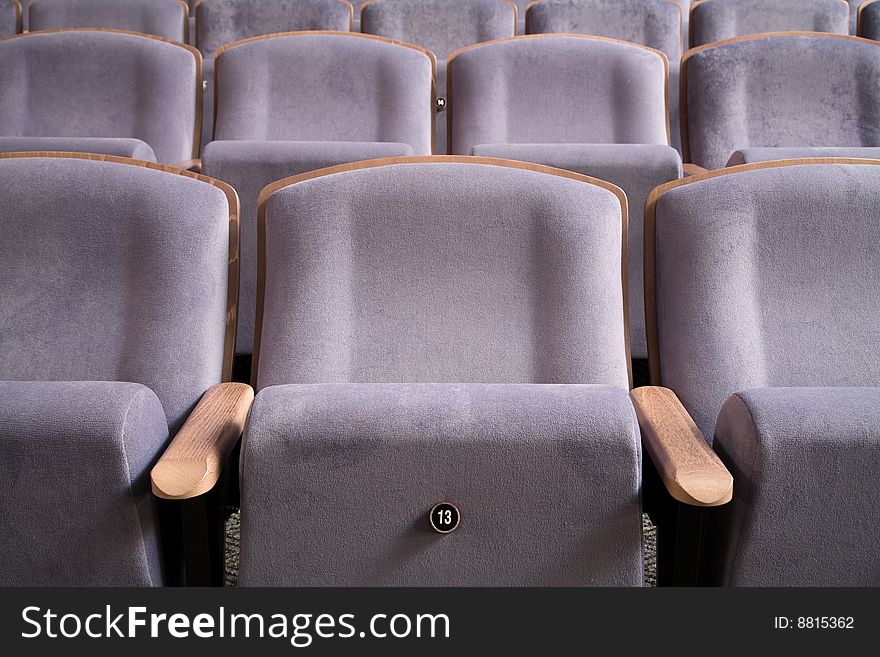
[710,387,880,586]
[0,136,157,161]
[201,139,415,354]
[472,143,682,359]
[0,381,169,586]
[239,382,643,586]
[727,146,880,166]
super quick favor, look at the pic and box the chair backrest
[526,0,683,63]
[361,0,516,61]
[681,33,880,169]
[646,159,880,438]
[690,0,849,47]
[0,153,238,432]
[212,31,434,152]
[0,29,200,164]
[253,156,631,390]
[448,35,668,154]
[29,0,188,42]
[1,0,20,36]
[860,0,880,39]
[196,0,352,58]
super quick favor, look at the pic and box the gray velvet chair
[194,0,353,151]
[644,158,880,585]
[1,0,20,35]
[201,31,434,359]
[29,0,189,42]
[689,0,850,47]
[0,152,252,586]
[525,0,685,153]
[448,34,682,362]
[860,0,880,39]
[361,0,516,153]
[237,156,731,586]
[0,29,202,166]
[681,33,880,170]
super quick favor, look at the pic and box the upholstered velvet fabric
[849,0,863,33]
[0,156,231,432]
[0,136,157,160]
[213,32,433,154]
[727,146,880,165]
[860,1,880,39]
[690,0,849,47]
[256,161,629,388]
[0,30,199,165]
[652,162,880,439]
[196,0,352,57]
[201,140,415,354]
[709,388,880,586]
[0,0,19,36]
[448,36,668,155]
[361,0,515,152]
[471,143,681,359]
[683,34,880,169]
[526,0,682,61]
[361,0,515,59]
[240,383,643,586]
[524,0,682,151]
[29,0,187,42]
[0,381,169,586]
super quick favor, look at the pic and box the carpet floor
[224,512,658,587]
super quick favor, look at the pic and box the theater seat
[29,0,189,42]
[361,0,515,153]
[689,0,849,47]
[448,35,682,361]
[0,0,20,36]
[0,152,249,586]
[681,33,880,169]
[195,1,353,151]
[0,30,201,166]
[727,146,880,165]
[860,0,880,39]
[645,159,880,585]
[239,156,644,586]
[525,0,685,151]
[201,31,434,357]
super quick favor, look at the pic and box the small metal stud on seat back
[429,502,460,534]
[435,97,447,112]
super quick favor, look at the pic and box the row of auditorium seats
[6,0,880,43]
[2,29,879,363]
[2,152,878,586]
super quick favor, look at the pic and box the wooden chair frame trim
[446,33,672,154]
[643,157,880,384]
[211,30,437,153]
[194,0,356,52]
[679,31,880,164]
[0,151,241,381]
[251,155,633,389]
[0,28,204,159]
[523,0,686,62]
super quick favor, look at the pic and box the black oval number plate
[429,502,460,534]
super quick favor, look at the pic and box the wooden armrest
[682,163,709,177]
[172,159,202,173]
[630,387,733,507]
[151,382,254,500]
